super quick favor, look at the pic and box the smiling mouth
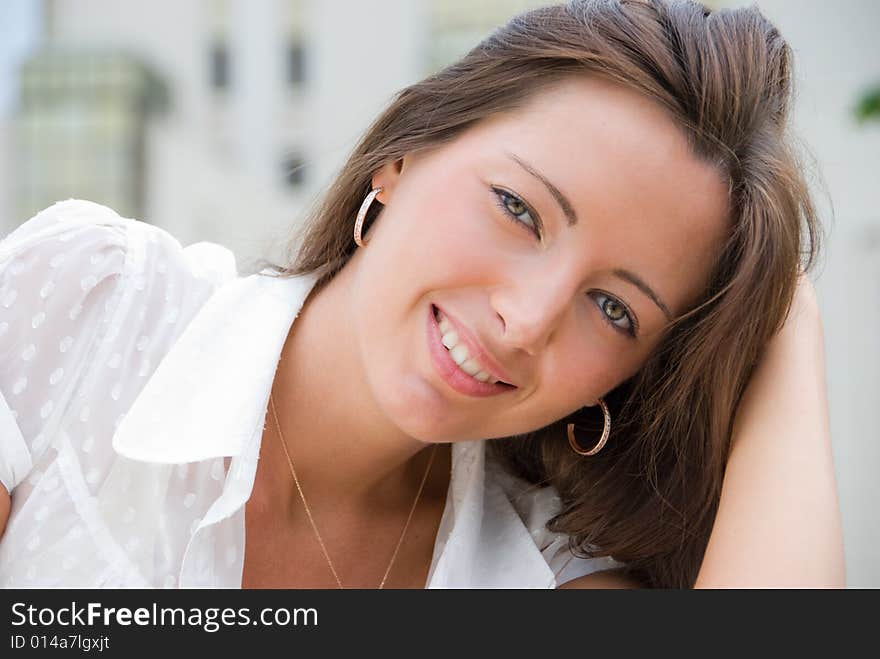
[431,304,516,388]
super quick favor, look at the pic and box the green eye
[590,292,637,337]
[491,187,540,238]
[603,298,626,321]
[505,196,528,217]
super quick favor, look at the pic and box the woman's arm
[694,275,846,588]
[0,487,9,539]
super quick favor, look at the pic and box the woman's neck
[268,261,451,518]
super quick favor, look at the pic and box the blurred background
[0,0,877,587]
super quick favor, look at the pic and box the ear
[370,156,407,206]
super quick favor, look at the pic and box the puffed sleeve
[0,200,129,494]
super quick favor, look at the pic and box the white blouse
[0,199,622,588]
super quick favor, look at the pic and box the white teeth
[459,358,482,376]
[441,330,458,349]
[449,344,469,366]
[435,307,501,384]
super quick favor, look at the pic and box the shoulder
[1,199,238,343]
[0,200,133,492]
[1,200,129,306]
[557,568,644,589]
[1,198,128,247]
[1,199,237,290]
[0,199,237,348]
[0,200,237,492]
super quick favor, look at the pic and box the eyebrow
[613,269,673,321]
[505,151,579,227]
[505,151,673,321]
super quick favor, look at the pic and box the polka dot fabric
[0,200,234,587]
[0,199,622,588]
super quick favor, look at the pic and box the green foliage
[855,85,880,123]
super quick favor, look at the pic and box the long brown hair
[252,0,822,588]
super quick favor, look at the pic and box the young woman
[0,0,844,588]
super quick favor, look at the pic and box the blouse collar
[113,269,319,465]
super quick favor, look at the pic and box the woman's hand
[693,274,846,588]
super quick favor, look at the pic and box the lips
[431,304,516,388]
[427,303,515,398]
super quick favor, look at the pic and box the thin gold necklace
[268,391,438,589]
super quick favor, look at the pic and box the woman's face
[350,75,730,443]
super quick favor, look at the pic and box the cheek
[543,328,640,411]
[396,196,503,282]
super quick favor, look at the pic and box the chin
[372,370,467,442]
[386,375,452,436]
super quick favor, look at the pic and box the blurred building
[16,51,166,221]
[6,0,549,271]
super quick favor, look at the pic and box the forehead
[448,75,731,317]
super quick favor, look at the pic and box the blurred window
[211,42,229,89]
[287,41,305,86]
[15,51,163,220]
[282,152,306,187]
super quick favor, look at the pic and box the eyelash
[490,185,639,339]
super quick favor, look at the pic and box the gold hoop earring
[354,186,383,247]
[567,398,611,456]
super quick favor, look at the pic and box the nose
[492,266,580,356]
